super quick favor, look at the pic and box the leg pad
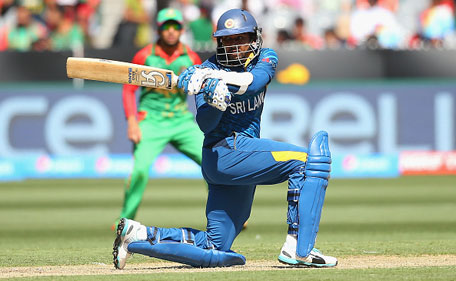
[128,241,246,267]
[297,131,331,257]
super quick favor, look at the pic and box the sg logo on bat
[140,70,172,89]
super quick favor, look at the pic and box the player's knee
[201,164,230,184]
[206,226,236,252]
[305,156,331,180]
[131,165,150,179]
[306,131,331,180]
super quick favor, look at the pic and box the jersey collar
[155,42,185,65]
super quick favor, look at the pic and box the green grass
[1,176,455,280]
[4,267,456,281]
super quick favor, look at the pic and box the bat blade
[66,57,178,89]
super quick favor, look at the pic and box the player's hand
[177,65,200,94]
[177,65,213,96]
[201,78,231,111]
[127,117,141,144]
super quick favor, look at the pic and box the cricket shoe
[278,235,337,267]
[112,218,146,269]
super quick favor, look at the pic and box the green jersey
[118,42,204,221]
[122,43,202,121]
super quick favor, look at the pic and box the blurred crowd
[1,0,455,52]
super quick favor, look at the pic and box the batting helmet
[213,9,263,67]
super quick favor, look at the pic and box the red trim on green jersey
[185,45,202,65]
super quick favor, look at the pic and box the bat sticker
[166,73,172,88]
[128,68,138,84]
[141,71,166,87]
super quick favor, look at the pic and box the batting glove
[177,66,214,96]
[201,78,231,111]
[177,65,199,92]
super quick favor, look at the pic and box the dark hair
[368,0,378,6]
[295,17,306,26]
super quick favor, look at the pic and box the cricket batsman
[112,8,338,268]
[114,8,204,228]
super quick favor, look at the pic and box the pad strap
[286,187,300,234]
[181,228,195,245]
[287,188,299,202]
[147,226,159,245]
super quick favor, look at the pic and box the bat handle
[171,73,179,88]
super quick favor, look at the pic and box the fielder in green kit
[113,8,203,228]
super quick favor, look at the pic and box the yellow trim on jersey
[244,52,255,68]
[271,151,308,162]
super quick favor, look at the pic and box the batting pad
[128,241,246,267]
[297,131,331,258]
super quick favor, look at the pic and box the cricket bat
[66,57,177,89]
[66,57,253,94]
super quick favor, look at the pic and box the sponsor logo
[153,155,200,176]
[128,68,138,84]
[154,155,172,174]
[95,156,132,174]
[36,155,52,172]
[140,70,167,87]
[261,57,277,68]
[331,154,399,178]
[224,18,235,28]
[228,91,265,114]
[35,156,85,174]
[399,151,456,175]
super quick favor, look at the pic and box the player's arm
[194,74,230,133]
[122,45,152,143]
[178,50,277,97]
[226,48,278,96]
[195,93,224,134]
[122,84,139,120]
[178,57,254,96]
[123,81,142,144]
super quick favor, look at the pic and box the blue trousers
[131,134,308,250]
[201,134,309,250]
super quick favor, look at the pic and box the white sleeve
[211,70,253,95]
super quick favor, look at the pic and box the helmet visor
[216,42,256,67]
[216,33,262,67]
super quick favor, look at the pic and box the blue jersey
[195,48,278,147]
